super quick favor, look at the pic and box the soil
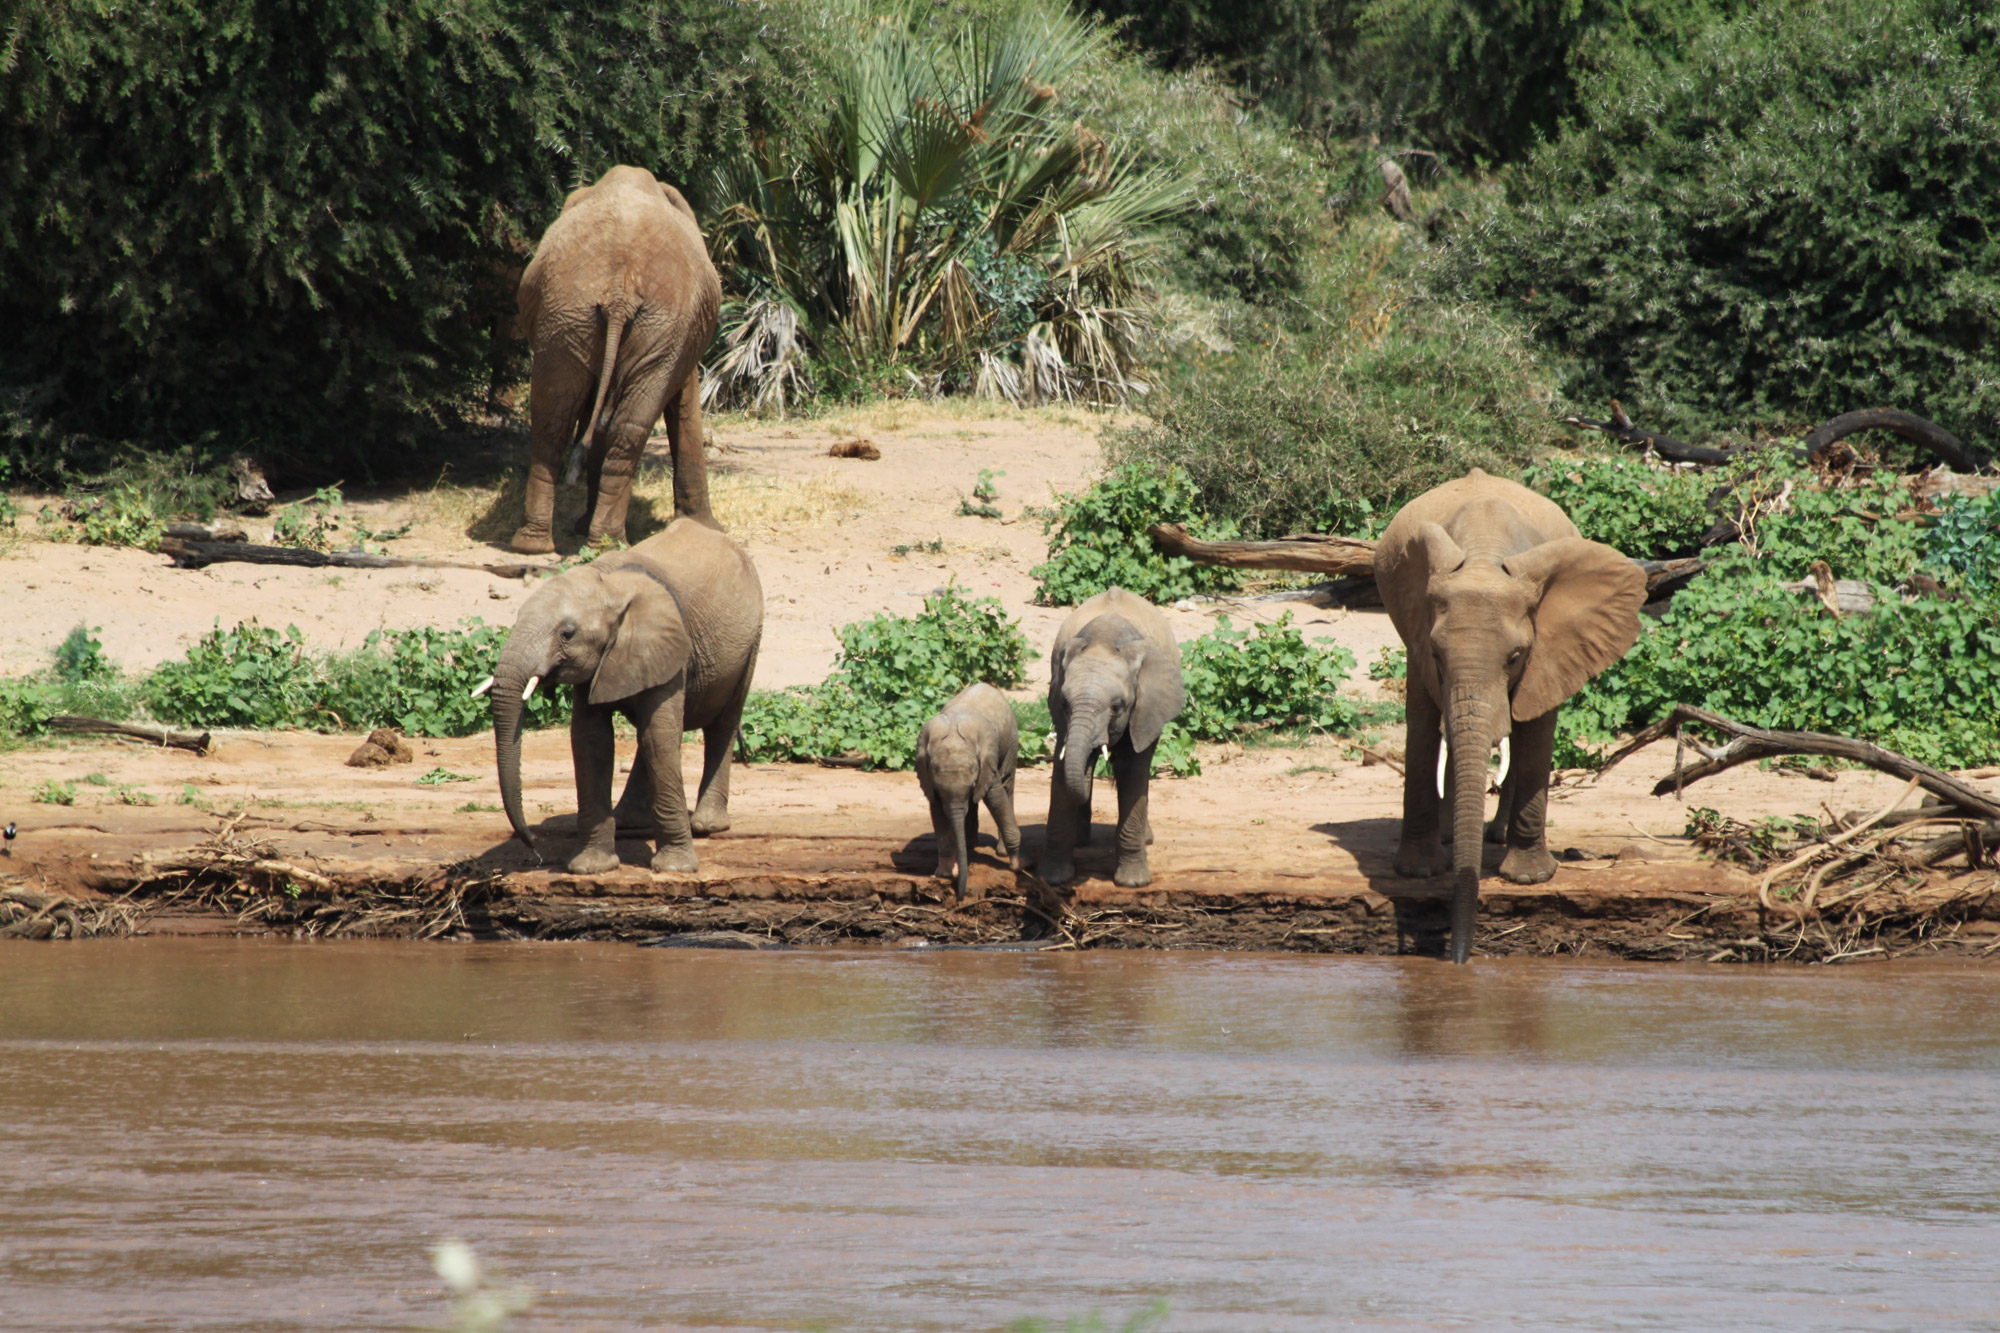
[5,405,1998,959]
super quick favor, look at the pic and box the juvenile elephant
[485,517,762,874]
[1040,588,1184,888]
[1374,468,1647,963]
[513,165,723,554]
[915,683,1023,902]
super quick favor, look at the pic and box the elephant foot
[1499,844,1558,885]
[510,527,556,556]
[932,857,956,881]
[1485,818,1508,845]
[651,843,699,874]
[1393,837,1449,879]
[1112,856,1152,888]
[690,804,731,837]
[1039,855,1076,887]
[567,845,620,875]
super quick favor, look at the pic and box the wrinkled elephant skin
[915,683,1024,902]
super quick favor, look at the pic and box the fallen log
[160,537,550,580]
[48,716,213,755]
[1804,409,1990,473]
[1561,400,1735,465]
[1147,525,1378,576]
[1599,704,2000,821]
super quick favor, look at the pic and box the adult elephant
[1375,468,1647,964]
[512,165,722,554]
[485,517,762,874]
[1040,587,1184,889]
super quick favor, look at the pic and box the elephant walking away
[1374,468,1647,963]
[486,517,762,874]
[513,165,723,554]
[916,683,1024,901]
[1040,588,1184,889]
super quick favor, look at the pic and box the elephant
[484,516,762,874]
[1374,468,1647,963]
[1040,588,1184,889]
[915,682,1024,902]
[512,165,723,554]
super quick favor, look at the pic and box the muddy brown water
[2,942,1997,1331]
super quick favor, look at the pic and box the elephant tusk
[1099,743,1109,769]
[1054,741,1065,763]
[1436,738,1449,799]
[522,675,540,701]
[1494,736,1511,790]
[469,675,494,699]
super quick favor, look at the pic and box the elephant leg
[632,688,697,873]
[665,366,716,526]
[1110,741,1154,888]
[927,787,957,881]
[586,348,675,544]
[1040,772,1080,887]
[1498,710,1559,884]
[1486,758,1514,844]
[1395,687,1449,877]
[517,350,591,555]
[984,770,1023,869]
[567,701,620,874]
[613,758,657,836]
[691,672,751,836]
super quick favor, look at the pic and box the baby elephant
[914,683,1023,901]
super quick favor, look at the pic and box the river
[2,940,1997,1330]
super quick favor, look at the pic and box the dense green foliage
[0,624,142,739]
[1115,220,1559,538]
[1032,464,1244,605]
[1178,613,1358,740]
[0,0,819,481]
[736,587,1034,769]
[1452,0,2000,447]
[1523,457,1712,560]
[1926,491,2000,595]
[1559,457,2000,768]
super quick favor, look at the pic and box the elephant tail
[567,297,633,484]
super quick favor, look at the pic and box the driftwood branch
[49,715,213,755]
[1562,400,1735,465]
[1599,704,2000,821]
[160,538,549,580]
[1804,409,1990,473]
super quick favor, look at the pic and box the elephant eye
[561,625,577,641]
[1507,648,1525,665]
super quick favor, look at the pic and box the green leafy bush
[1924,491,2000,594]
[1117,216,1559,539]
[0,625,141,738]
[1,0,822,482]
[53,624,112,683]
[145,622,326,730]
[1452,0,2000,448]
[738,587,1034,770]
[328,619,570,738]
[1179,613,1359,740]
[1522,457,1712,560]
[1033,464,1244,605]
[33,780,76,806]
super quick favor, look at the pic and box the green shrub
[1451,0,2000,448]
[1,0,822,482]
[53,624,113,683]
[1522,457,1712,560]
[1179,613,1359,740]
[1033,464,1244,606]
[330,619,570,738]
[1717,455,1928,585]
[1117,216,1560,538]
[1924,491,2000,595]
[33,780,76,806]
[146,622,326,730]
[738,586,1034,770]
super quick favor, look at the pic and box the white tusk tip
[521,675,540,701]
[470,675,494,699]
[1436,741,1449,800]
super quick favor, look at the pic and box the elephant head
[1405,514,1644,962]
[486,559,690,847]
[1050,613,1184,802]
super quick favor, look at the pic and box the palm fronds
[701,0,1187,411]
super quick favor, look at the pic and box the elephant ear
[1504,538,1647,722]
[1384,521,1468,701]
[1126,637,1185,753]
[589,571,692,705]
[657,182,699,226]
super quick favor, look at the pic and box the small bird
[3,822,14,857]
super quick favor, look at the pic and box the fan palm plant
[701,0,1187,410]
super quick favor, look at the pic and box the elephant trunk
[491,635,549,848]
[1445,694,1501,965]
[946,796,971,902]
[1061,704,1108,799]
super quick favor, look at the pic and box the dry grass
[700,469,871,536]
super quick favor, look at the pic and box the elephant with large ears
[1040,588,1184,889]
[915,683,1023,902]
[512,165,723,553]
[1375,468,1647,963]
[485,517,762,874]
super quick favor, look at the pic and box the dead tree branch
[160,538,549,580]
[1562,400,1735,465]
[49,716,213,755]
[1600,704,2000,820]
[1804,409,1990,473]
